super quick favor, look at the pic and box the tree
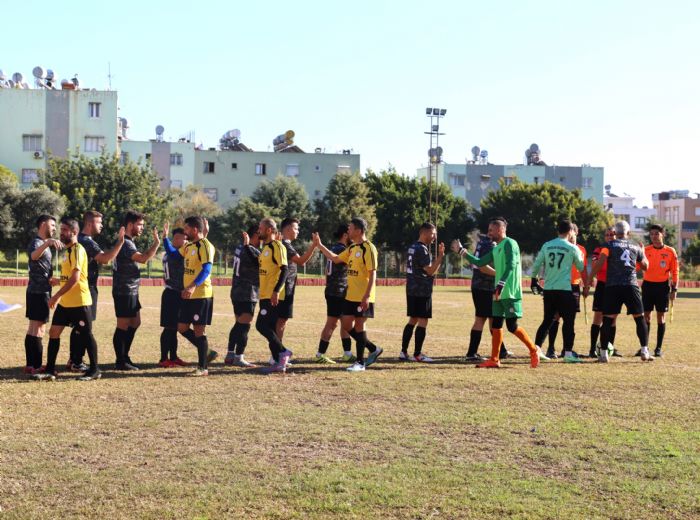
[208,198,274,260]
[682,236,700,266]
[251,176,315,236]
[0,164,17,184]
[478,180,613,254]
[37,153,171,248]
[167,185,223,225]
[643,217,678,248]
[314,171,377,241]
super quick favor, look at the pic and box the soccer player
[314,224,355,364]
[275,217,317,342]
[531,220,586,363]
[641,224,678,357]
[400,222,445,362]
[163,216,217,376]
[461,217,540,369]
[33,217,101,381]
[112,210,161,370]
[25,215,62,375]
[313,217,382,372]
[225,225,261,368]
[68,211,125,371]
[158,223,188,368]
[589,227,619,358]
[256,217,293,373]
[453,232,512,362]
[586,220,650,362]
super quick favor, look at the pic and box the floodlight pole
[425,108,446,256]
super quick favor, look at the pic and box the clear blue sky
[5,0,699,206]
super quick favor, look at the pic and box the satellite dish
[12,72,23,83]
[155,125,164,135]
[480,150,488,158]
[231,129,241,139]
[525,149,532,158]
[46,69,55,80]
[121,118,128,128]
[0,70,5,81]
[529,143,539,154]
[32,66,45,79]
[471,146,480,156]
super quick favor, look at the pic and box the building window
[255,163,266,176]
[119,152,129,165]
[533,177,540,185]
[170,180,183,189]
[314,189,321,198]
[203,162,215,173]
[22,169,39,183]
[231,163,238,169]
[503,176,515,186]
[695,207,700,217]
[285,164,300,177]
[203,188,218,201]
[582,177,593,188]
[88,102,101,118]
[560,177,566,183]
[84,136,105,152]
[451,175,465,186]
[22,134,43,152]
[230,188,238,197]
[170,153,183,166]
[634,216,648,229]
[145,153,152,161]
[336,165,351,174]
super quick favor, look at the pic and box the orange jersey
[643,245,678,284]
[571,244,587,284]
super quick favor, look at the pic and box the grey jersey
[27,237,53,294]
[325,242,349,298]
[231,243,261,302]
[78,232,104,287]
[112,236,140,295]
[163,250,185,291]
[471,235,496,292]
[406,241,434,297]
[282,239,299,297]
[604,239,644,287]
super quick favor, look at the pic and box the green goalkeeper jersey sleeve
[494,237,522,301]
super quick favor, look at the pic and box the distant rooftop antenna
[107,62,113,90]
[526,143,541,165]
[479,149,488,165]
[12,72,28,89]
[155,125,165,142]
[470,146,480,163]
[220,129,242,149]
[71,74,79,89]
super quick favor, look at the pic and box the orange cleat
[530,350,540,368]
[476,358,501,368]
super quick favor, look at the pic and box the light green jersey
[466,237,522,300]
[531,237,584,291]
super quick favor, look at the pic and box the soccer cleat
[115,362,139,371]
[365,347,383,367]
[500,348,514,359]
[232,356,257,368]
[398,351,410,361]
[598,349,609,363]
[564,355,583,364]
[171,357,188,367]
[413,353,434,363]
[536,347,550,361]
[224,352,236,366]
[634,349,642,357]
[341,353,356,363]
[314,354,336,364]
[611,350,623,357]
[640,349,654,362]
[158,360,174,368]
[464,353,486,362]
[23,366,35,375]
[78,369,102,381]
[206,349,219,364]
[192,367,209,377]
[529,350,540,368]
[265,361,286,373]
[67,361,89,372]
[545,349,558,360]
[279,349,293,368]
[476,359,501,368]
[654,348,662,358]
[346,362,366,372]
[32,371,56,381]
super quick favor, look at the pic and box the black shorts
[160,288,183,328]
[276,294,294,319]
[642,281,670,313]
[257,299,280,325]
[543,290,577,320]
[342,300,375,318]
[571,284,581,313]
[603,285,643,316]
[25,291,50,323]
[471,289,493,318]
[233,300,257,317]
[51,305,93,331]
[89,285,98,321]
[406,294,432,319]
[592,281,606,312]
[325,295,345,318]
[179,297,213,326]
[113,293,141,318]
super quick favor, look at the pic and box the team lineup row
[21,209,679,380]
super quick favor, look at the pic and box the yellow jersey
[180,238,215,299]
[338,240,378,302]
[258,240,287,300]
[59,243,92,308]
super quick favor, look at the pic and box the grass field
[0,285,698,519]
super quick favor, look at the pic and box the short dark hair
[172,227,185,236]
[557,220,573,234]
[489,217,507,228]
[350,217,368,233]
[649,224,664,234]
[83,210,103,225]
[246,224,259,237]
[419,222,436,233]
[123,210,146,226]
[260,217,277,231]
[36,214,55,228]
[184,216,204,231]
[280,217,299,231]
[333,223,349,239]
[60,216,79,233]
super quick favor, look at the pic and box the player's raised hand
[163,222,169,238]
[117,226,126,243]
[242,231,250,246]
[203,217,210,237]
[451,239,463,254]
[311,232,321,246]
[152,226,161,244]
